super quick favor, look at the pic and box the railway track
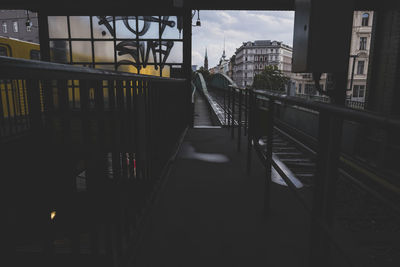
[207,87,400,266]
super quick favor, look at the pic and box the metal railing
[215,84,400,267]
[249,90,400,267]
[0,56,189,266]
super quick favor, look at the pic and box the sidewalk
[133,128,310,267]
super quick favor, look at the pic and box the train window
[0,46,7,56]
[30,50,41,60]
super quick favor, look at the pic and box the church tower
[204,48,208,70]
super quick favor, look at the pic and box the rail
[0,56,189,266]
[218,84,400,267]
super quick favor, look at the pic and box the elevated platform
[133,128,310,266]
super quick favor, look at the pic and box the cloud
[192,10,294,68]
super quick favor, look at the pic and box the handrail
[253,89,400,131]
[0,56,186,82]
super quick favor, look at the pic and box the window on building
[362,13,369,26]
[357,60,365,74]
[353,85,365,98]
[359,37,367,50]
[2,22,7,33]
[298,84,302,94]
[245,57,247,61]
[26,25,32,32]
[245,73,247,78]
[264,57,267,61]
[13,21,18,32]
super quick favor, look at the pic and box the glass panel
[70,16,91,38]
[116,63,139,74]
[92,16,114,39]
[94,41,114,63]
[162,16,183,39]
[116,40,137,64]
[161,65,170,77]
[50,40,70,63]
[71,41,92,63]
[48,16,68,38]
[115,16,137,39]
[137,16,158,39]
[168,65,184,78]
[140,64,159,76]
[165,41,182,63]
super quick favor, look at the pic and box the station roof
[0,0,394,15]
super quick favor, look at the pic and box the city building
[232,40,293,88]
[347,11,373,102]
[0,9,39,43]
[292,11,373,103]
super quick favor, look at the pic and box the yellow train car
[0,37,40,119]
[0,36,40,59]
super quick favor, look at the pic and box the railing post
[309,111,342,267]
[237,88,242,151]
[244,87,248,136]
[224,88,227,125]
[264,98,274,215]
[25,79,43,133]
[228,86,231,128]
[231,87,235,139]
[246,89,254,174]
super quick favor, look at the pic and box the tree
[252,65,290,92]
[197,66,211,82]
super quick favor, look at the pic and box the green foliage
[252,65,290,92]
[197,66,211,82]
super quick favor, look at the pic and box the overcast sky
[191,10,295,69]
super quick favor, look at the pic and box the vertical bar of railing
[26,79,42,133]
[246,89,254,174]
[224,88,227,125]
[244,87,248,136]
[0,80,5,137]
[231,87,235,139]
[264,98,274,215]
[144,80,151,181]
[309,111,342,266]
[227,86,231,128]
[58,79,71,143]
[237,88,242,152]
[42,80,53,136]
[116,80,125,146]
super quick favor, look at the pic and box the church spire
[204,48,208,70]
[222,37,226,59]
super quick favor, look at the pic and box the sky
[191,10,295,69]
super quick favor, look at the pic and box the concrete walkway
[133,128,310,267]
[193,91,215,127]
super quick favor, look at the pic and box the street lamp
[192,10,201,27]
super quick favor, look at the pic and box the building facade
[0,10,39,43]
[347,11,373,101]
[232,40,293,88]
[293,11,373,103]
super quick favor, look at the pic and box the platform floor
[193,90,215,127]
[133,128,310,267]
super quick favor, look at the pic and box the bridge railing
[0,56,189,266]
[244,89,400,267]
